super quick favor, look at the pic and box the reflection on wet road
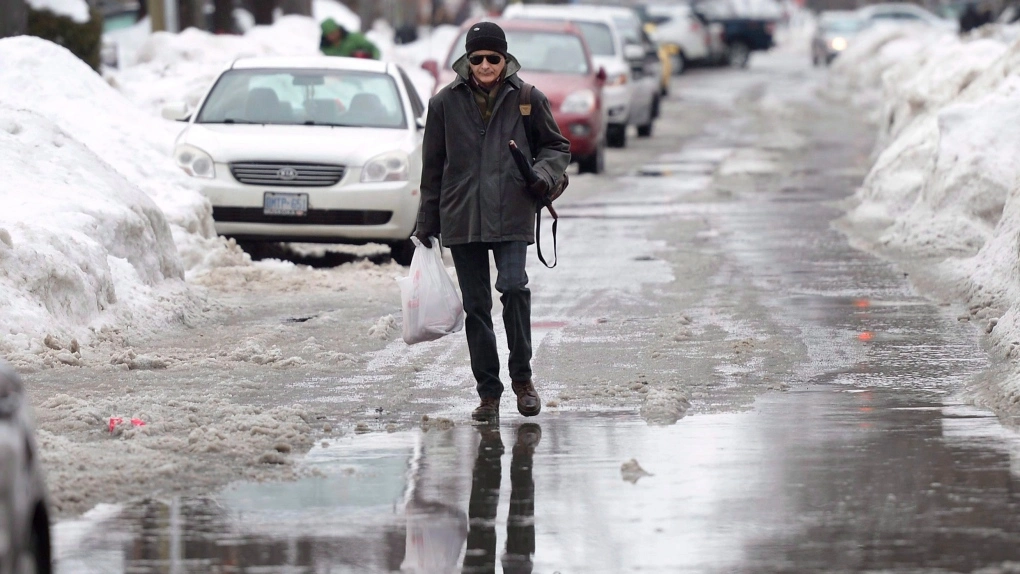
[55,398,1020,573]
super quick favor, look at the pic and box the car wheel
[578,141,605,174]
[236,240,283,261]
[727,42,750,68]
[606,124,627,148]
[389,239,415,266]
[637,122,653,137]
[672,52,687,75]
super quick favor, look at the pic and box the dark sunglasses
[468,53,503,65]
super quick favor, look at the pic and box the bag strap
[535,206,557,268]
[520,82,535,154]
[519,82,557,269]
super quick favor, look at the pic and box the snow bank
[832,24,1020,413]
[27,0,89,23]
[0,37,248,369]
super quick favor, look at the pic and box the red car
[422,19,608,174]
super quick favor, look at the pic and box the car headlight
[174,144,215,179]
[830,37,848,51]
[608,72,629,86]
[561,89,596,114]
[362,152,409,183]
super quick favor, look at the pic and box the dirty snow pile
[107,16,323,116]
[829,23,1020,411]
[0,36,251,371]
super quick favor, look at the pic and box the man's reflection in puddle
[402,423,540,573]
[463,423,541,574]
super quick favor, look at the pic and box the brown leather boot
[511,380,541,417]
[472,396,501,421]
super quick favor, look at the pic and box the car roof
[230,56,393,74]
[502,3,619,26]
[645,3,693,14]
[858,3,930,13]
[446,18,593,65]
[820,9,859,17]
[492,17,588,34]
[573,3,641,17]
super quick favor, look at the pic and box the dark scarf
[469,72,505,125]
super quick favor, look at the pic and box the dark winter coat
[415,53,571,246]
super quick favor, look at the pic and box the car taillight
[766,22,776,33]
[690,21,701,32]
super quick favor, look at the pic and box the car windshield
[821,17,863,32]
[195,68,407,129]
[611,15,643,43]
[500,18,616,57]
[448,30,590,74]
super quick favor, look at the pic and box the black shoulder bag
[519,82,568,269]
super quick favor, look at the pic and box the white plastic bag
[398,237,465,344]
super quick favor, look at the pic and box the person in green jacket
[320,18,381,59]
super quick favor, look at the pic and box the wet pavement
[53,54,1020,573]
[54,399,1020,573]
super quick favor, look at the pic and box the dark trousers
[450,242,532,400]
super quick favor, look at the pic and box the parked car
[579,4,663,137]
[811,10,864,66]
[425,19,609,173]
[0,361,52,574]
[641,3,713,74]
[692,0,779,68]
[856,2,960,32]
[162,56,426,265]
[503,3,659,147]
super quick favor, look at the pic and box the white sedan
[163,56,426,265]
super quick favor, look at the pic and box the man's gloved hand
[414,231,435,249]
[529,177,550,199]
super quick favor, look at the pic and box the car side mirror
[416,116,426,130]
[421,59,440,81]
[161,101,190,122]
[596,66,607,83]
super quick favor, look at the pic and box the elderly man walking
[414,22,571,421]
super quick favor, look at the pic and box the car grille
[229,162,346,187]
[213,207,392,226]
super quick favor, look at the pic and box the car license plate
[263,192,308,216]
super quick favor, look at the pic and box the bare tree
[211,0,234,32]
[249,0,275,25]
[0,0,28,37]
[278,0,311,15]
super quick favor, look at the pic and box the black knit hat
[465,22,508,56]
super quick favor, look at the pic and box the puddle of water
[56,393,1020,573]
[635,162,717,177]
